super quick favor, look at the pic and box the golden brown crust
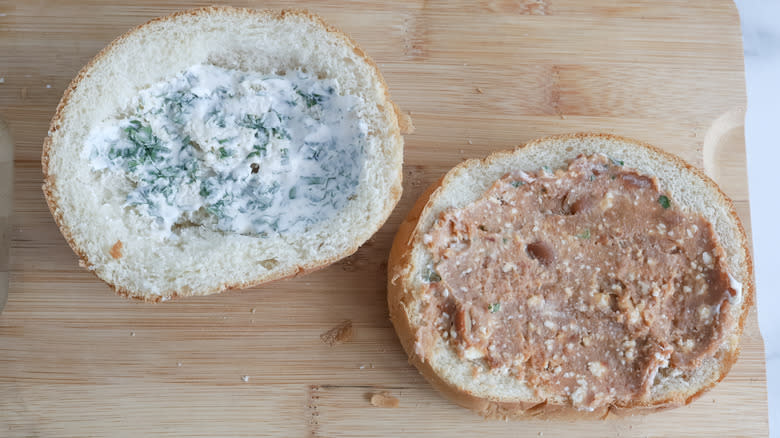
[387,132,754,419]
[109,240,123,260]
[42,6,405,301]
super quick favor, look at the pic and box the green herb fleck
[217,138,230,145]
[610,175,617,180]
[542,165,552,173]
[503,237,509,244]
[207,108,227,128]
[218,147,230,159]
[511,180,525,188]
[489,303,501,313]
[609,156,624,166]
[658,195,671,209]
[577,229,591,239]
[186,161,199,182]
[589,174,596,181]
[247,144,267,159]
[199,183,211,198]
[289,186,297,199]
[303,176,325,185]
[423,268,442,283]
[270,126,290,140]
[241,114,265,131]
[295,89,323,108]
[123,120,167,162]
[206,198,228,219]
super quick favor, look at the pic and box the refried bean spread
[416,154,740,411]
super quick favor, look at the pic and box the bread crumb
[241,375,249,382]
[475,87,483,94]
[320,320,353,346]
[177,362,182,367]
[370,391,399,408]
[110,240,123,259]
[398,111,415,135]
[250,308,256,314]
[130,331,135,337]
[587,361,607,378]
[45,84,51,89]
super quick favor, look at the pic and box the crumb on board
[241,375,250,382]
[399,111,415,135]
[110,240,123,259]
[476,86,483,93]
[370,391,399,408]
[320,320,353,346]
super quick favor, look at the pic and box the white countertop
[735,1,779,436]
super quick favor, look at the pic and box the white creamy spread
[84,64,366,236]
[728,272,743,303]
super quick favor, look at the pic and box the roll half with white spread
[43,7,408,300]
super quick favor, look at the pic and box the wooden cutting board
[0,1,768,436]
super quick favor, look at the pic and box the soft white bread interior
[388,133,753,419]
[43,7,406,301]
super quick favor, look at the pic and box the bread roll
[388,133,753,419]
[43,7,407,300]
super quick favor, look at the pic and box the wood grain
[0,1,767,436]
[0,119,11,312]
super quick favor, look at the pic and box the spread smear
[417,154,739,411]
[84,64,366,236]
